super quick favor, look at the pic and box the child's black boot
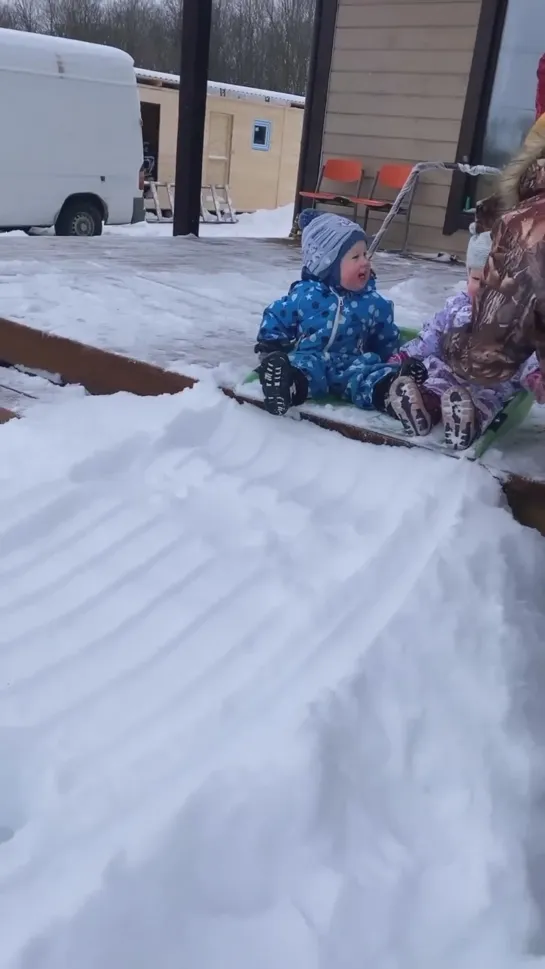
[255,351,308,416]
[372,371,398,419]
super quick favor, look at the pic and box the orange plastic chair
[358,163,417,252]
[299,158,366,219]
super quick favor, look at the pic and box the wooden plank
[0,317,196,397]
[324,111,461,144]
[326,91,467,123]
[335,26,479,52]
[331,47,474,75]
[336,2,480,29]
[502,476,545,534]
[0,406,19,423]
[329,70,471,99]
[322,131,458,162]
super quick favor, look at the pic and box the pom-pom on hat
[297,208,368,282]
[298,208,322,232]
[466,221,492,271]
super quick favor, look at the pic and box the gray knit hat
[466,222,492,270]
[298,209,367,280]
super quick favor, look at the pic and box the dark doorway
[141,101,160,181]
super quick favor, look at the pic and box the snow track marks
[0,384,543,969]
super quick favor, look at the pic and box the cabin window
[444,0,545,233]
[252,120,271,151]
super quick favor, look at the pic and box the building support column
[173,0,213,237]
[292,0,339,232]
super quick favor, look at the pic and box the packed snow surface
[1,382,545,968]
[2,207,545,964]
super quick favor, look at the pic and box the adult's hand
[474,194,501,234]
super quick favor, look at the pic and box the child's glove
[254,339,293,360]
[388,353,427,385]
[399,358,428,386]
[388,351,409,366]
[523,367,545,404]
[255,340,283,355]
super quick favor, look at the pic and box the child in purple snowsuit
[387,224,541,450]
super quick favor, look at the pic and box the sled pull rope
[367,161,501,257]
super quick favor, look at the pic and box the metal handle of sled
[367,161,502,257]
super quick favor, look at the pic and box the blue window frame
[252,120,271,151]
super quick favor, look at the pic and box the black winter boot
[372,372,398,418]
[255,351,308,416]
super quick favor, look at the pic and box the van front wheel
[55,200,103,237]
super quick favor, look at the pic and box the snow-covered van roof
[0,28,135,84]
[134,67,305,108]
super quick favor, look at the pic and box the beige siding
[227,101,303,210]
[322,0,482,255]
[137,84,304,212]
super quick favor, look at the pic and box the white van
[0,28,145,236]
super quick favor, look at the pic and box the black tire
[55,200,103,237]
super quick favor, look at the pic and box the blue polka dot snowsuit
[257,273,400,409]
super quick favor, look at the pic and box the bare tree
[11,0,44,31]
[0,0,314,95]
[0,2,18,26]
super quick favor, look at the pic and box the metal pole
[292,0,338,228]
[173,0,213,237]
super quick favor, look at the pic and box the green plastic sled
[472,390,534,458]
[243,325,420,407]
[245,326,534,456]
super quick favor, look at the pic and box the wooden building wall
[322,0,482,254]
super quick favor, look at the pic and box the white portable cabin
[136,67,305,213]
[0,28,144,235]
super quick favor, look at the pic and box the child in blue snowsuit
[254,209,425,415]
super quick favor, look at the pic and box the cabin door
[140,101,160,181]
[206,111,233,186]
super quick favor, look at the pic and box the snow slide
[0,383,545,968]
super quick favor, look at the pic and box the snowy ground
[1,383,545,969]
[1,210,545,480]
[0,208,461,379]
